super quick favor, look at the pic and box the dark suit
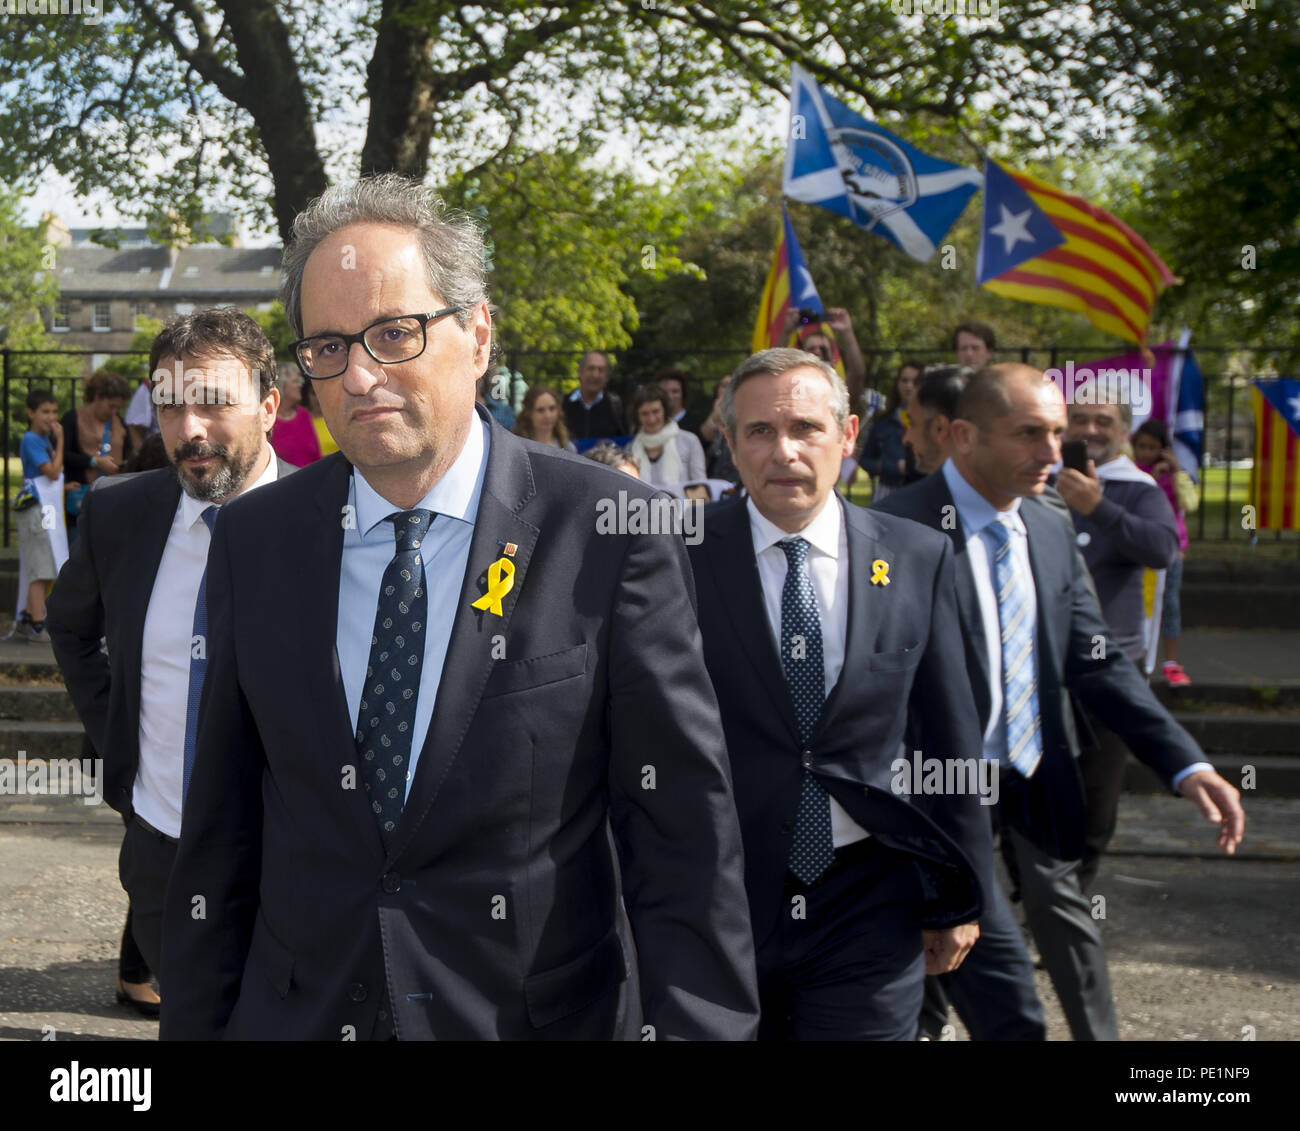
[158,407,758,1040]
[688,493,992,1039]
[876,469,1205,1039]
[46,456,297,974]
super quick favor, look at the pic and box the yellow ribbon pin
[870,559,891,586]
[472,557,516,615]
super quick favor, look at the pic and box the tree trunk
[359,0,437,179]
[220,0,330,241]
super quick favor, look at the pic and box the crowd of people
[19,174,1226,1042]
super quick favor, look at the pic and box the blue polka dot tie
[182,504,219,808]
[355,509,433,850]
[779,537,834,886]
[986,516,1043,778]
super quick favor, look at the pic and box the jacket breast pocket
[865,642,923,672]
[524,925,628,1029]
[482,643,588,699]
[248,910,295,999]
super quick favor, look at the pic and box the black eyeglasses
[290,307,464,380]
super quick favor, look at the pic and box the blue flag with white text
[782,65,983,262]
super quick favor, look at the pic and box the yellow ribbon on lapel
[870,559,891,586]
[472,557,516,615]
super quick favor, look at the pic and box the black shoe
[115,981,161,1018]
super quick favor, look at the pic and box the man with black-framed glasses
[160,174,759,1042]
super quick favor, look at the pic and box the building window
[182,266,200,277]
[93,302,111,331]
[132,302,151,328]
[52,299,71,332]
[173,303,194,316]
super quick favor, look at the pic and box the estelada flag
[976,159,1178,346]
[752,204,825,352]
[1251,379,1300,530]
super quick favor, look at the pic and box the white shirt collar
[941,458,1025,539]
[179,445,278,531]
[569,387,604,407]
[353,413,488,537]
[746,490,843,561]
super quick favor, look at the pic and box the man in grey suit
[47,309,296,1010]
[877,363,1245,1040]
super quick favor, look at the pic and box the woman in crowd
[269,365,323,467]
[301,378,339,456]
[513,384,575,451]
[627,383,706,487]
[62,369,129,540]
[858,360,924,502]
[1132,418,1198,687]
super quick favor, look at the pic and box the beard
[170,437,261,502]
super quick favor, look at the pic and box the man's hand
[921,922,979,974]
[97,455,120,475]
[827,307,853,334]
[1178,769,1246,855]
[1056,461,1104,515]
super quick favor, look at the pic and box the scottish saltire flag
[782,65,982,262]
[1168,328,1204,480]
[752,203,825,351]
[977,159,1177,346]
[1251,379,1300,530]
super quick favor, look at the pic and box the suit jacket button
[381,872,401,894]
[347,983,367,1003]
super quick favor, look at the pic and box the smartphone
[1061,439,1089,473]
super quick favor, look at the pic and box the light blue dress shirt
[336,416,490,801]
[942,459,1035,766]
[941,459,1210,792]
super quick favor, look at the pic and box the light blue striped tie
[986,516,1043,778]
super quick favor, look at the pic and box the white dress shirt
[747,493,869,847]
[135,454,279,837]
[336,415,489,802]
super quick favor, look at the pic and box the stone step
[0,721,86,761]
[1181,584,1300,629]
[0,686,80,722]
[1124,753,1300,797]
[1155,684,1300,711]
[1171,712,1300,756]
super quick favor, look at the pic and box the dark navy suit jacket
[157,405,759,1041]
[876,472,1203,860]
[689,493,994,948]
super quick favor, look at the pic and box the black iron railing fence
[3,344,1295,547]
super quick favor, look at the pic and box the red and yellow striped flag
[977,160,1178,346]
[1251,380,1300,530]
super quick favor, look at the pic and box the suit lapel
[393,417,540,857]
[305,454,358,794]
[707,499,800,746]
[1021,500,1063,680]
[822,496,880,729]
[930,476,993,727]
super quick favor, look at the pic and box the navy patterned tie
[355,510,433,849]
[779,538,834,885]
[181,505,218,808]
[987,515,1043,778]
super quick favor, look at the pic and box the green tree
[3,1,1118,241]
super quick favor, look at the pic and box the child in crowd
[15,389,65,641]
[1132,419,1198,686]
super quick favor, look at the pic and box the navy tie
[986,516,1043,778]
[779,538,834,885]
[355,510,433,849]
[182,505,219,808]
